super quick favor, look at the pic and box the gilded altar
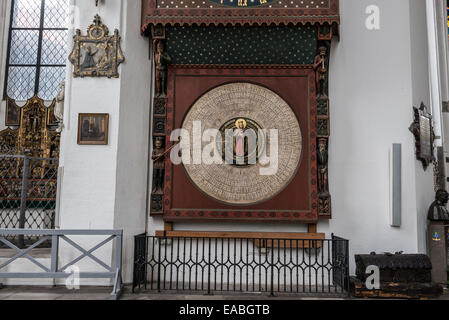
[0,95,60,158]
[0,96,60,214]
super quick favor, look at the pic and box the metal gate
[0,155,58,248]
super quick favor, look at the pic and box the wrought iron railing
[0,155,58,248]
[133,234,350,296]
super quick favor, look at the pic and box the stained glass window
[3,0,69,101]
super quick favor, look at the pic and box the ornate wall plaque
[409,102,434,170]
[69,15,125,78]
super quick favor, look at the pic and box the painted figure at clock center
[234,119,246,157]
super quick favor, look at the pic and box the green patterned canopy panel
[166,25,317,65]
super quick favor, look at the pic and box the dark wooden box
[355,253,432,283]
[352,253,443,299]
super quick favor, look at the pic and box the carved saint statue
[54,82,65,133]
[319,196,331,215]
[313,46,328,98]
[152,137,166,194]
[234,119,246,158]
[154,40,172,97]
[427,189,449,222]
[317,138,329,194]
[97,40,111,71]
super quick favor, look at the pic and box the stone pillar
[0,0,11,129]
[58,0,151,284]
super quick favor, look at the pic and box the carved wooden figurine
[154,40,172,97]
[317,138,329,194]
[54,82,65,133]
[151,137,165,194]
[313,46,328,98]
[317,137,331,217]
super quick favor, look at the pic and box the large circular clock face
[182,83,303,205]
[208,0,276,7]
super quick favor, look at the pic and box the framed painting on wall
[5,97,21,126]
[77,113,109,145]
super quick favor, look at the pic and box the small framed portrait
[77,113,109,145]
[5,97,21,126]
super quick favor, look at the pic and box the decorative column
[316,26,333,219]
[150,25,169,215]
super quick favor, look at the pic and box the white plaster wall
[321,0,432,263]
[56,6,120,286]
[113,0,151,283]
[317,0,432,269]
[409,0,434,254]
[58,0,123,230]
[57,0,151,285]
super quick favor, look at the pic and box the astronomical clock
[142,0,339,226]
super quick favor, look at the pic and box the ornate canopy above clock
[207,0,278,8]
[141,0,340,33]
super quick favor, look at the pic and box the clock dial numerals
[211,0,274,7]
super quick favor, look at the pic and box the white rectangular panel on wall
[390,143,402,227]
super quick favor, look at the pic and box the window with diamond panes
[3,0,69,101]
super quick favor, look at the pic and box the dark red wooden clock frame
[145,0,338,220]
[161,66,319,223]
